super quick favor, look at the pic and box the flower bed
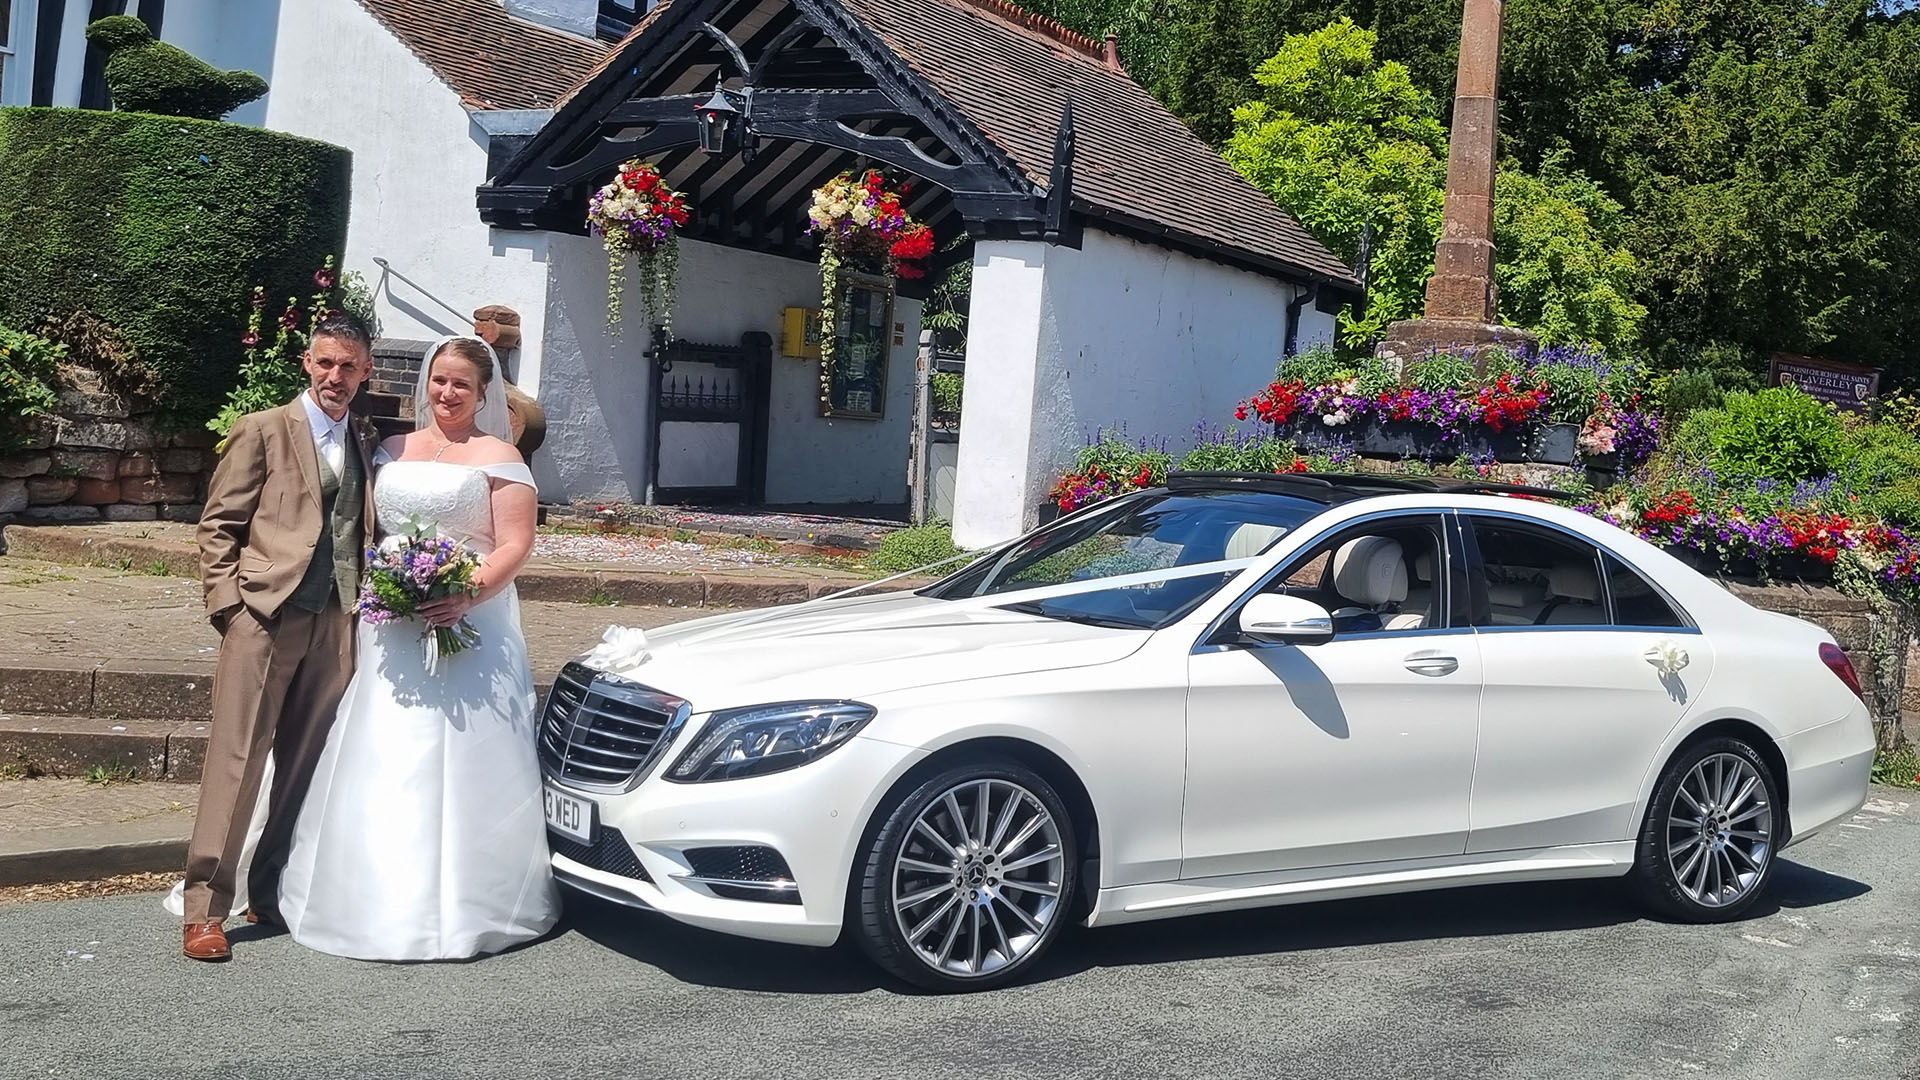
[1237,345,1660,471]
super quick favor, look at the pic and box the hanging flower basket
[587,159,690,337]
[806,169,934,410]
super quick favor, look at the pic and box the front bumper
[545,732,926,948]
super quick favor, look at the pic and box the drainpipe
[1284,282,1319,359]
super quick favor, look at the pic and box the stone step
[0,715,206,782]
[0,675,558,784]
[0,657,214,720]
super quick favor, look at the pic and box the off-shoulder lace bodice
[374,461,533,555]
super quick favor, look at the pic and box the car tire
[852,760,1078,992]
[1629,735,1782,923]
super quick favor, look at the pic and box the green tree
[1222,18,1449,342]
[1494,154,1646,355]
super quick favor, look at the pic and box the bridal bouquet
[357,515,484,669]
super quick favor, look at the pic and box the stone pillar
[1375,0,1536,370]
[951,241,1054,549]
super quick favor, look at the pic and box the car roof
[1162,470,1576,505]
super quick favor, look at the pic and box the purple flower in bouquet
[356,516,484,665]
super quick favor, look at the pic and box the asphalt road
[3,789,1915,1080]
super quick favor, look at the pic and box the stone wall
[0,370,213,525]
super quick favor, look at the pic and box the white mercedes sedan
[537,471,1875,991]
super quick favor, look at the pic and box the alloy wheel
[1663,752,1773,908]
[890,778,1067,980]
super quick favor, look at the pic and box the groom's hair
[311,311,374,354]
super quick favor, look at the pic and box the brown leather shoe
[183,921,231,961]
[242,907,282,928]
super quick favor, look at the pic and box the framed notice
[1768,353,1879,414]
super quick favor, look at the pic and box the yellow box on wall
[782,306,822,359]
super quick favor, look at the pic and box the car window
[1260,515,1447,634]
[933,490,1323,601]
[1465,518,1608,628]
[1603,552,1687,628]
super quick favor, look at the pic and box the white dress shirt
[300,391,349,477]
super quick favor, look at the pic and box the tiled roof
[356,0,610,111]
[838,0,1361,287]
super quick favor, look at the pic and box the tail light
[1819,642,1866,701]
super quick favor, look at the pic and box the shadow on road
[560,894,886,994]
[555,858,1869,994]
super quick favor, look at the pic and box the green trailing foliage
[86,15,268,121]
[0,107,350,425]
[0,325,65,453]
[873,525,971,575]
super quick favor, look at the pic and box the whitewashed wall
[262,0,552,387]
[952,228,1333,547]
[533,236,919,508]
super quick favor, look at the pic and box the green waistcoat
[288,431,365,613]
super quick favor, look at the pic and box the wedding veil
[417,335,513,443]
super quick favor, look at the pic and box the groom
[182,313,378,961]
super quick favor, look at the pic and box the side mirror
[1237,594,1335,646]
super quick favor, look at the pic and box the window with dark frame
[1261,515,1448,635]
[1466,518,1610,628]
[0,0,13,101]
[823,277,890,419]
[1603,552,1687,628]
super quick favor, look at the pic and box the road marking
[1862,798,1908,816]
[1840,823,1873,830]
[1740,934,1796,949]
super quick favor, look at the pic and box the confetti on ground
[0,871,175,906]
[532,532,784,569]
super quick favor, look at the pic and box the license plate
[543,783,595,844]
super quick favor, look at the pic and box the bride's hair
[432,338,495,385]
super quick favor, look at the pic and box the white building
[4,0,1359,546]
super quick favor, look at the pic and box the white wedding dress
[274,459,559,961]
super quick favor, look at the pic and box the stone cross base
[1373,318,1539,375]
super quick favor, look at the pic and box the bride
[270,334,559,960]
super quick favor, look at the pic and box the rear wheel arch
[1669,718,1791,833]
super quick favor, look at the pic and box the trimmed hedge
[0,107,350,423]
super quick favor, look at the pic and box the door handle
[1403,652,1459,677]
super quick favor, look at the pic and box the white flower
[1645,641,1690,674]
[583,625,651,672]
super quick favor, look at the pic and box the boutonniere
[354,414,380,446]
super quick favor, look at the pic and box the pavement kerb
[0,838,188,887]
[1,523,897,609]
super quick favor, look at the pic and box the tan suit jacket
[198,398,378,621]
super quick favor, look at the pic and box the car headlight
[665,701,876,783]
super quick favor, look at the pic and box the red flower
[279,308,303,330]
[240,331,260,347]
[313,269,336,289]
[1642,491,1698,526]
[1133,464,1155,487]
[251,287,267,308]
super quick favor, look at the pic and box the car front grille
[549,825,653,883]
[538,661,688,791]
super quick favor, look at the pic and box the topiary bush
[0,107,350,425]
[86,15,268,121]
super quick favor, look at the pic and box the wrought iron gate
[645,329,772,505]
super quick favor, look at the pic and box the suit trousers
[181,600,354,923]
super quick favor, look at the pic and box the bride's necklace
[428,425,475,462]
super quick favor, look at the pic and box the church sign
[1768,353,1880,413]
